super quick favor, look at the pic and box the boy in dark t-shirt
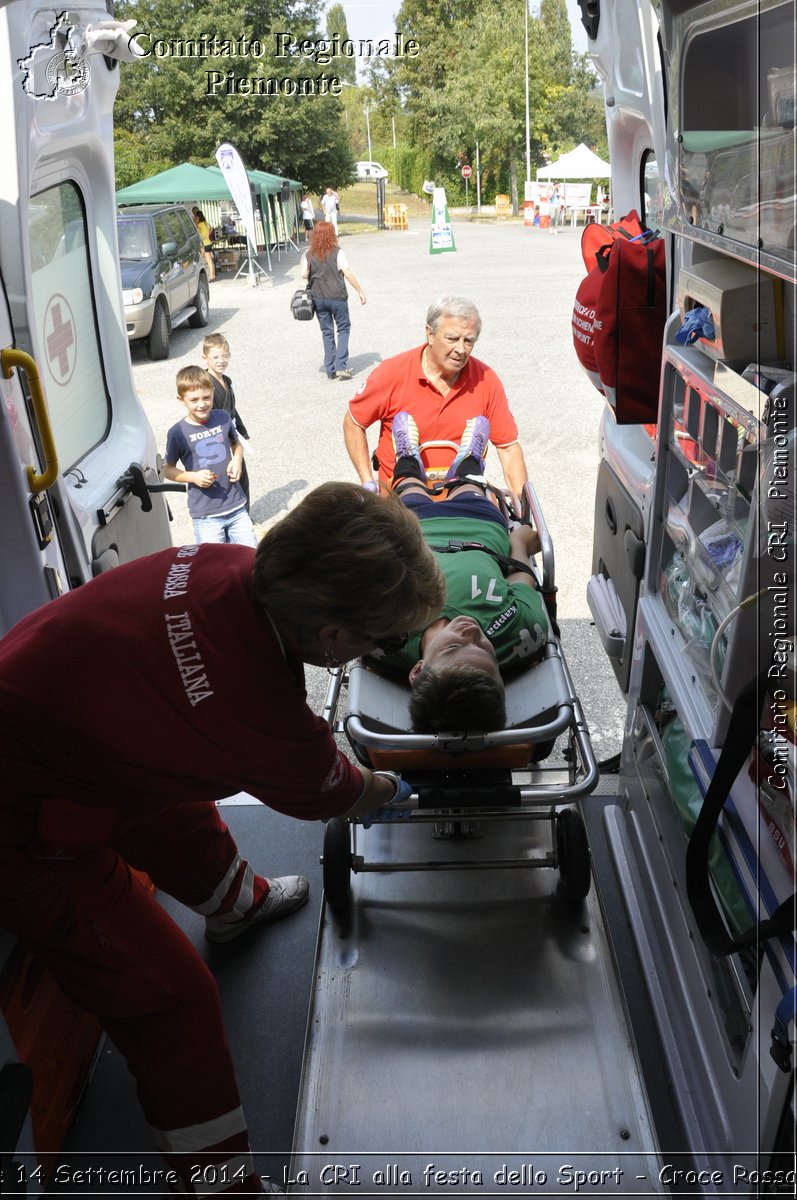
[201,332,251,509]
[164,366,257,546]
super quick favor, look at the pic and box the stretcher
[289,484,663,1195]
[320,481,599,937]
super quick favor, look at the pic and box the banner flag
[429,187,456,255]
[215,142,258,253]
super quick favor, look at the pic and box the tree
[325,3,356,85]
[381,0,606,204]
[113,0,355,191]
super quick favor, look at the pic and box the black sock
[393,454,425,482]
[453,454,482,478]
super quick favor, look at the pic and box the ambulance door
[585,0,669,691]
[0,271,71,633]
[0,3,172,637]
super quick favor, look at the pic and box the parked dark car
[117,204,210,360]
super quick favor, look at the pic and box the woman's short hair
[253,482,445,642]
[409,663,506,732]
[426,296,482,338]
[308,221,339,261]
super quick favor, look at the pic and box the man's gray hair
[426,296,483,338]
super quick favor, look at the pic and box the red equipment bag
[592,231,667,424]
[571,267,604,393]
[571,210,667,424]
[580,208,646,271]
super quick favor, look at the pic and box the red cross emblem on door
[43,293,76,385]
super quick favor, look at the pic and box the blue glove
[362,480,380,494]
[359,777,414,828]
[675,305,715,345]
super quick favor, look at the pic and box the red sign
[461,165,472,179]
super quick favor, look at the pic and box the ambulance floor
[54,801,324,1194]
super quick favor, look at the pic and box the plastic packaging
[700,517,744,575]
[662,552,725,690]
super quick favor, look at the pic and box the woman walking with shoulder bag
[301,222,366,381]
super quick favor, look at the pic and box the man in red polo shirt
[342,296,529,497]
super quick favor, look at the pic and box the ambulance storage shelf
[624,345,772,1055]
[652,344,764,721]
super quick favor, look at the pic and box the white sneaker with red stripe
[205,875,310,943]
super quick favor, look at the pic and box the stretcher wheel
[556,808,591,902]
[322,818,353,935]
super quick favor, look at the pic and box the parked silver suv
[117,204,210,360]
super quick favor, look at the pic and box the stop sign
[461,165,472,178]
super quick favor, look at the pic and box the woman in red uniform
[0,482,443,1196]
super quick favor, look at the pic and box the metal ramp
[289,811,665,1196]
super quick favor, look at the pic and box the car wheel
[146,300,170,360]
[188,276,210,328]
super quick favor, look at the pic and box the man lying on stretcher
[377,412,550,732]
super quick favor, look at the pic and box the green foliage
[325,3,356,85]
[379,145,433,197]
[110,0,607,202]
[114,0,355,192]
[379,0,607,202]
[114,129,172,189]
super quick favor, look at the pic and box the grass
[338,180,432,220]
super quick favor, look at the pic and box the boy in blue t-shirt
[164,366,257,546]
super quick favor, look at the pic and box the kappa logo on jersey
[19,12,91,99]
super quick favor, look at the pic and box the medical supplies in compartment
[656,349,763,705]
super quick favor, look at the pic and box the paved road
[130,216,626,759]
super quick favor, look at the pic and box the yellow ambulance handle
[1,347,60,494]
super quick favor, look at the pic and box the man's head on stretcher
[374,417,550,733]
[408,615,507,732]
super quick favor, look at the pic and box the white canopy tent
[536,144,613,223]
[536,143,611,179]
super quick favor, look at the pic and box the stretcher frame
[320,481,599,935]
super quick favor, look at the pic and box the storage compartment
[628,653,756,1059]
[676,259,779,363]
[652,356,763,702]
[591,460,646,691]
[676,0,796,262]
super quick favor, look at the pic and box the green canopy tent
[205,167,302,257]
[116,161,272,269]
[116,163,303,270]
[116,162,236,205]
[248,170,303,253]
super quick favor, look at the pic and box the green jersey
[391,513,549,674]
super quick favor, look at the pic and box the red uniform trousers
[0,800,268,1195]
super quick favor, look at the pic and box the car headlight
[122,288,145,305]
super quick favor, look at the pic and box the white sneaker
[205,876,310,943]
